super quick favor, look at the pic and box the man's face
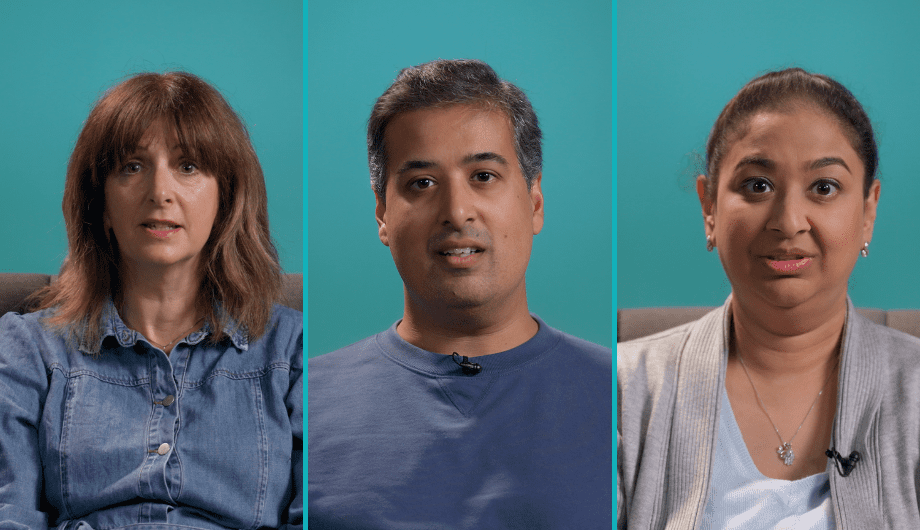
[375,104,544,317]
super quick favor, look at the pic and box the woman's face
[104,119,220,277]
[698,105,880,315]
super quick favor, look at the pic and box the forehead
[720,107,863,176]
[384,105,516,167]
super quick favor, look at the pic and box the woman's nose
[148,164,175,205]
[766,192,810,237]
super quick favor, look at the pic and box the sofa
[0,273,303,317]
[617,306,920,343]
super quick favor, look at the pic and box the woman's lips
[143,223,181,238]
[767,257,813,272]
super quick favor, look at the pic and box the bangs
[87,72,243,184]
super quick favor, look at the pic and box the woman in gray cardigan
[618,68,920,528]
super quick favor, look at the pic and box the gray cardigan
[617,296,920,529]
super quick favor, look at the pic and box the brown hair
[35,71,282,350]
[367,59,542,200]
[705,67,878,199]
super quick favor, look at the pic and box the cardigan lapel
[828,299,885,526]
[663,297,731,529]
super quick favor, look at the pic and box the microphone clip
[825,447,861,477]
[451,352,482,375]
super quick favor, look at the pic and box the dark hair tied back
[705,68,878,199]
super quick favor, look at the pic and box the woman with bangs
[618,69,920,528]
[0,72,302,529]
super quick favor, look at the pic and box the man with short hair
[308,59,611,528]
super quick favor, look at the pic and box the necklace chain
[146,316,206,351]
[737,354,836,466]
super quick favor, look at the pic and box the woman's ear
[696,175,716,242]
[862,179,881,245]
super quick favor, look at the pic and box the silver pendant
[777,442,794,466]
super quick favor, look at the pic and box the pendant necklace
[146,316,206,352]
[737,354,836,466]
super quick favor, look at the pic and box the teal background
[0,1,302,275]
[618,0,920,311]
[307,1,613,358]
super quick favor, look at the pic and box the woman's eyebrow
[809,156,851,173]
[734,155,774,171]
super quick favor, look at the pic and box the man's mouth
[439,247,483,257]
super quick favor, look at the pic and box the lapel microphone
[451,352,482,375]
[825,448,861,477]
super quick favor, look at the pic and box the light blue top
[0,302,303,529]
[702,386,834,530]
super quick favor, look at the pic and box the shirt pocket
[175,370,270,529]
[48,371,150,519]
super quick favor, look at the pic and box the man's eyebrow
[462,152,509,166]
[396,160,438,175]
[809,156,851,173]
[734,155,774,171]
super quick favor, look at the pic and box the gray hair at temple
[367,59,542,199]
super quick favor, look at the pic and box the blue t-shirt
[308,316,612,529]
[0,302,303,529]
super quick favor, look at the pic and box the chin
[409,282,493,311]
[753,284,819,310]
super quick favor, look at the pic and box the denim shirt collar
[78,300,249,354]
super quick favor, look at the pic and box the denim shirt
[0,302,303,530]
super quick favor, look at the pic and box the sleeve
[280,326,303,530]
[617,428,626,530]
[0,313,52,529]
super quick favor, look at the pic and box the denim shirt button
[161,395,175,406]
[157,443,170,455]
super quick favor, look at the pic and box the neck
[730,293,846,376]
[118,260,206,354]
[397,290,538,357]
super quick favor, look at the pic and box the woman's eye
[741,177,773,194]
[473,172,495,183]
[409,178,433,190]
[121,162,142,175]
[812,180,840,197]
[180,162,198,174]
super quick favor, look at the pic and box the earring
[706,235,715,252]
[860,242,869,258]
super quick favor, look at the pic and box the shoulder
[617,320,695,380]
[849,311,920,372]
[542,323,612,371]
[0,309,67,352]
[308,333,380,375]
[268,303,303,330]
[0,309,67,376]
[250,304,303,365]
[617,305,726,404]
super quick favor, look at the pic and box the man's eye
[409,178,433,190]
[473,172,495,183]
[122,162,142,175]
[741,177,773,194]
[812,180,840,197]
